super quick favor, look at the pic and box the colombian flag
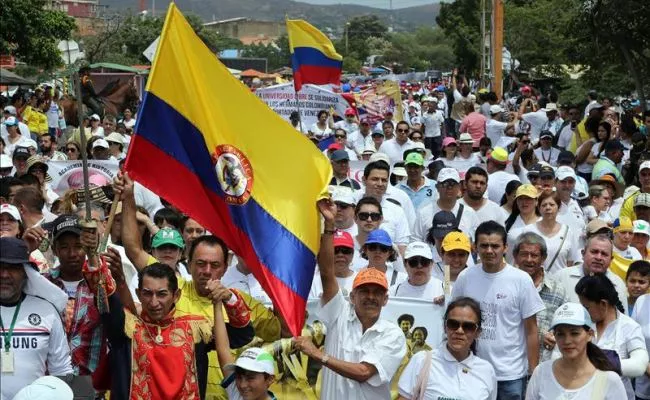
[287,19,343,92]
[125,4,332,336]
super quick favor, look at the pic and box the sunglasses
[366,243,391,252]
[397,129,409,133]
[334,247,354,255]
[407,257,432,268]
[335,202,352,210]
[438,181,458,189]
[357,212,382,221]
[334,134,346,139]
[445,318,479,333]
[66,147,77,153]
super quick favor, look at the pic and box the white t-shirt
[414,201,480,242]
[576,139,596,174]
[533,147,560,167]
[486,119,509,147]
[121,118,136,129]
[0,295,73,400]
[61,279,82,298]
[613,245,642,261]
[316,291,407,400]
[459,198,507,227]
[309,271,357,299]
[595,311,647,400]
[448,153,482,174]
[487,170,520,204]
[451,264,546,380]
[422,111,444,138]
[221,263,272,305]
[521,110,548,141]
[389,277,445,300]
[378,138,415,165]
[631,294,650,399]
[556,123,574,149]
[526,360,626,400]
[309,122,332,139]
[398,344,497,400]
[583,205,615,224]
[553,266,629,314]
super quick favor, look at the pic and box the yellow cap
[515,184,539,200]
[613,216,633,233]
[489,147,509,163]
[441,231,471,253]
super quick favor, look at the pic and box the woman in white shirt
[451,133,481,174]
[89,115,105,137]
[390,241,444,302]
[441,137,458,168]
[576,274,649,400]
[574,117,600,181]
[526,302,627,400]
[504,183,539,233]
[432,231,471,292]
[630,294,650,399]
[585,121,612,166]
[499,180,522,220]
[309,110,332,139]
[511,192,580,274]
[397,297,497,400]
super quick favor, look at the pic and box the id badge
[1,350,14,373]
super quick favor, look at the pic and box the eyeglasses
[334,134,346,139]
[335,202,352,210]
[437,181,458,189]
[65,147,77,153]
[407,257,432,268]
[411,136,423,141]
[366,243,391,252]
[334,247,354,255]
[445,318,479,333]
[357,212,382,221]
[397,129,409,133]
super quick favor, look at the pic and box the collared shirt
[316,290,406,400]
[592,155,624,184]
[397,343,497,400]
[378,138,415,165]
[535,276,568,361]
[45,269,103,376]
[553,265,629,314]
[221,264,272,305]
[397,176,436,211]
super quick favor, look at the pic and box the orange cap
[352,268,388,290]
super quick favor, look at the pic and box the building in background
[203,17,285,45]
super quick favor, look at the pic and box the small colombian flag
[286,19,343,91]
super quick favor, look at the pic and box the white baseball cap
[24,138,38,150]
[331,187,356,206]
[489,104,504,114]
[392,166,407,177]
[437,167,461,183]
[551,302,595,331]
[639,161,650,173]
[0,203,21,222]
[92,138,109,149]
[369,152,390,165]
[633,220,650,237]
[234,347,275,375]
[404,241,433,260]
[556,166,577,181]
[90,113,101,121]
[3,105,17,115]
[12,376,73,400]
[105,132,126,145]
[0,154,12,169]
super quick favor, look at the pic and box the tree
[0,0,76,70]
[436,0,481,74]
[80,13,242,65]
[346,15,388,61]
[241,34,291,71]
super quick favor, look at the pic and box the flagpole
[294,86,304,134]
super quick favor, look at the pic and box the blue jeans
[497,377,527,400]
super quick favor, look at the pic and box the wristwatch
[321,354,330,366]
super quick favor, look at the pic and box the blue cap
[365,229,392,247]
[437,85,446,92]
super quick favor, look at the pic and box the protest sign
[354,81,404,125]
[255,83,349,128]
[47,160,120,195]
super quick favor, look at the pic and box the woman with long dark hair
[504,183,539,232]
[526,302,626,399]
[397,297,496,400]
[500,180,522,216]
[576,274,649,399]
[586,121,612,165]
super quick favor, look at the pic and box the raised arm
[317,198,339,304]
[113,172,151,270]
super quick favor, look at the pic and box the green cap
[151,228,185,249]
[404,152,424,166]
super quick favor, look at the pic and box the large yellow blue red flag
[125,3,332,336]
[286,19,343,91]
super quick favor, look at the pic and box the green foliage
[0,0,76,70]
[435,0,481,74]
[345,15,389,61]
[80,14,242,65]
[240,35,291,71]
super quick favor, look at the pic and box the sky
[297,0,441,9]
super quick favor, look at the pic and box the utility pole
[345,22,350,54]
[480,0,486,88]
[491,0,504,98]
